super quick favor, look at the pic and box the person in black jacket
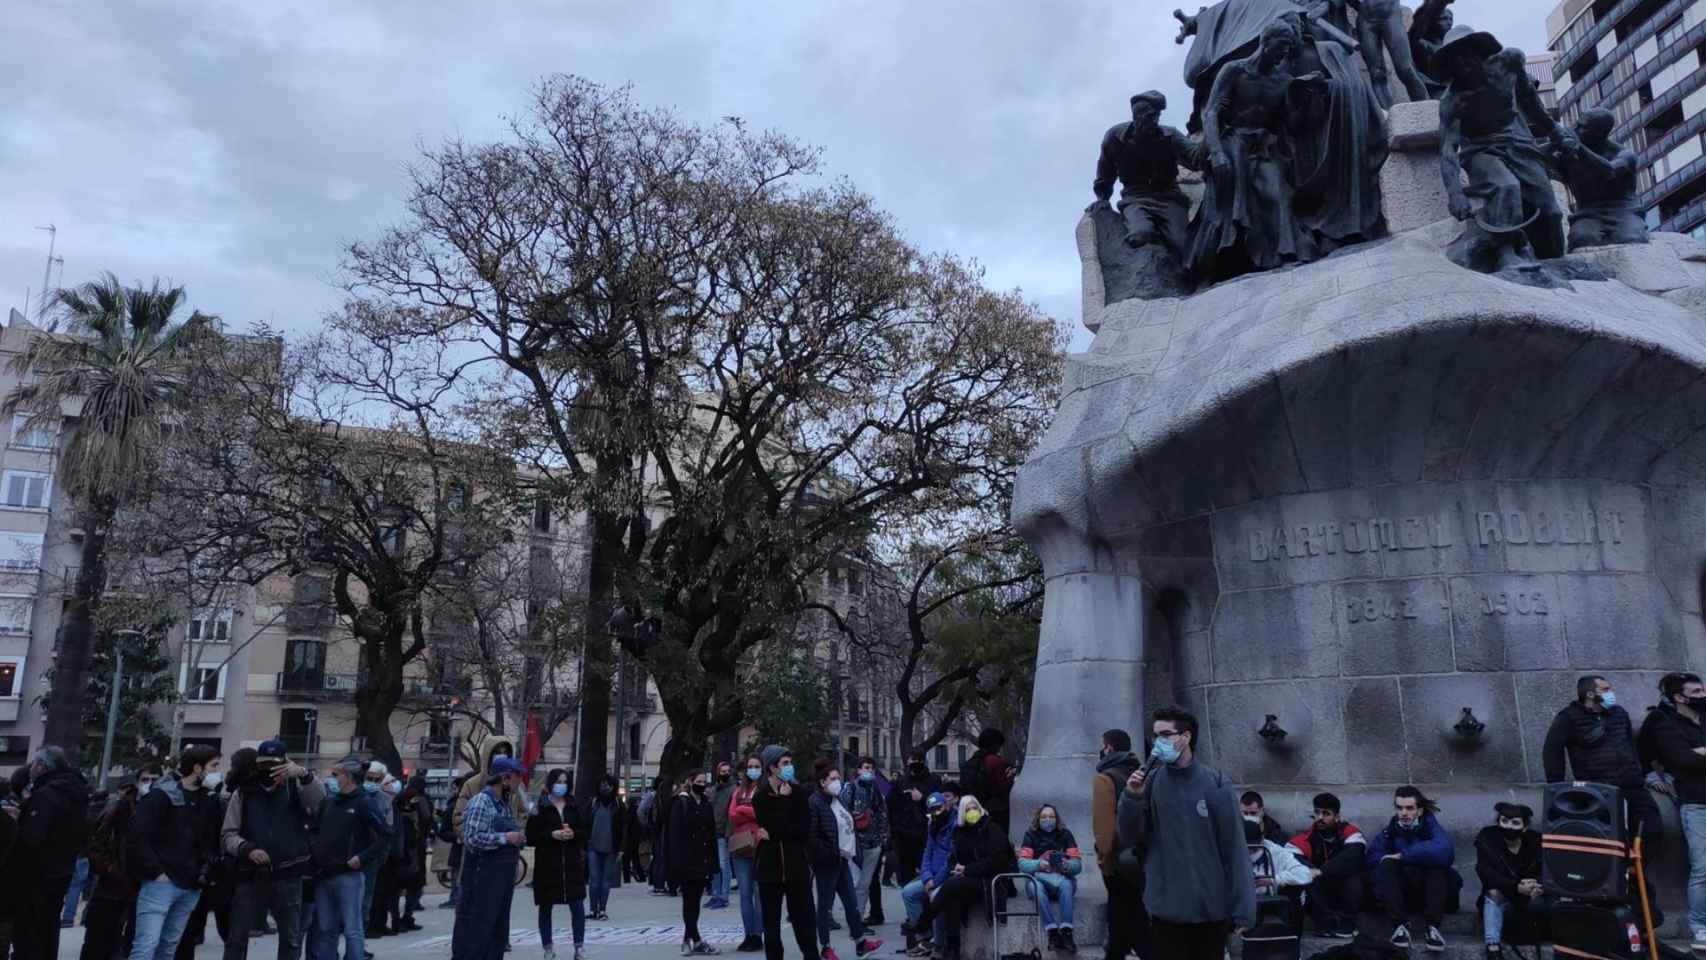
[755,746,818,960]
[1542,675,1659,842]
[902,796,1018,960]
[82,776,142,960]
[310,756,391,960]
[670,769,722,955]
[582,774,624,921]
[807,761,883,960]
[221,739,324,960]
[175,759,237,960]
[1648,672,1706,951]
[12,744,91,960]
[1475,803,1546,959]
[129,744,222,960]
[528,769,588,960]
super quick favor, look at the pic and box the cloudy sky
[2,1,1558,351]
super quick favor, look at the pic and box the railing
[1558,0,1671,102]
[275,671,445,699]
[1564,0,1704,118]
[418,738,453,759]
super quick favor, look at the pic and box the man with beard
[1091,730,1146,960]
[1091,91,1203,258]
[222,739,324,960]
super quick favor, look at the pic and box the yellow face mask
[963,809,983,826]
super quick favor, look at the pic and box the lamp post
[98,628,144,789]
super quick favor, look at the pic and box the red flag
[521,712,543,785]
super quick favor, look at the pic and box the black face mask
[717,772,731,783]
[1689,696,1706,713]
[599,784,613,797]
[1500,826,1525,841]
[692,782,707,795]
[909,763,927,777]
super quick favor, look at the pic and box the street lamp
[98,628,145,789]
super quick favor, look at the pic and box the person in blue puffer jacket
[900,793,956,955]
[1367,785,1461,954]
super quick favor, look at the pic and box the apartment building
[1548,0,1706,235]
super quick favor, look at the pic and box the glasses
[1153,730,1183,740]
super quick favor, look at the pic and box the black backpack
[435,794,456,843]
[959,750,989,803]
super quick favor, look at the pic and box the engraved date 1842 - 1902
[1481,591,1548,616]
[1345,595,1419,624]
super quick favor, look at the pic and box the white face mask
[825,779,844,798]
[202,772,222,789]
[1242,813,1262,824]
[139,782,154,796]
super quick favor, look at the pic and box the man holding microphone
[1116,707,1255,960]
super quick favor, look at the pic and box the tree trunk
[46,497,115,769]
[656,723,707,795]
[573,512,622,800]
[355,624,406,775]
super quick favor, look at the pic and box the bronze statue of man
[1091,91,1204,257]
[1557,108,1649,248]
[1353,0,1432,106]
[1437,27,1575,271]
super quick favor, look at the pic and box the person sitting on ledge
[1368,785,1460,953]
[1286,792,1365,939]
[900,796,1016,960]
[1018,803,1084,953]
[1240,791,1287,845]
[1475,802,1546,960]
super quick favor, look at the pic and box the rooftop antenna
[34,224,57,324]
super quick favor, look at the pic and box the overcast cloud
[2,2,1558,350]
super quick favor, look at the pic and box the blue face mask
[1152,736,1181,765]
[747,768,762,782]
[1602,690,1618,708]
[1039,817,1057,832]
[779,763,796,783]
[552,784,568,798]
[325,776,341,793]
[362,782,379,794]
[860,771,874,783]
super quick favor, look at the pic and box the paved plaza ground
[58,875,915,960]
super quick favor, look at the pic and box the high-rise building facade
[1548,0,1706,236]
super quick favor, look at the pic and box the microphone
[1137,742,1164,782]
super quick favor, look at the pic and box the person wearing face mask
[1365,785,1458,953]
[709,761,737,910]
[1089,729,1146,960]
[889,753,941,889]
[754,745,819,960]
[1542,675,1657,843]
[1019,804,1084,953]
[126,744,223,960]
[395,773,435,931]
[1237,792,1287,845]
[842,757,888,925]
[526,769,588,960]
[1116,708,1255,960]
[174,751,247,960]
[668,769,722,955]
[900,795,1014,960]
[453,739,526,847]
[582,774,625,922]
[358,762,399,941]
[451,755,525,960]
[309,757,391,960]
[222,740,323,960]
[728,756,766,951]
[1474,803,1544,960]
[900,793,954,957]
[9,744,91,960]
[807,762,883,960]
[1646,672,1706,952]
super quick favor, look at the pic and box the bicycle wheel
[515,855,529,887]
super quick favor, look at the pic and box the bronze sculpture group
[1090,0,1650,294]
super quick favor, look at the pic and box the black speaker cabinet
[1542,782,1628,902]
[1551,900,1644,960]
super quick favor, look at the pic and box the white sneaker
[544,950,556,960]
[575,947,586,960]
[1691,931,1706,955]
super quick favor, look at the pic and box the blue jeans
[63,855,90,924]
[901,879,944,944]
[130,879,202,960]
[310,872,365,960]
[588,849,617,914]
[732,855,761,937]
[713,838,732,902]
[1032,873,1076,930]
[1482,893,1548,945]
[360,857,381,926]
[454,847,520,960]
[1684,804,1706,938]
[540,900,586,948]
[816,860,867,947]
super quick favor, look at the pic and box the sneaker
[738,936,764,952]
[1485,946,1502,960]
[856,939,885,958]
[575,949,587,960]
[397,918,423,933]
[440,898,458,910]
[824,949,843,960]
[1061,930,1078,955]
[1425,927,1446,953]
[1047,931,1062,951]
[544,950,557,960]
[683,942,695,956]
[1693,933,1706,956]
[906,944,934,958]
[692,943,721,955]
[1391,925,1412,950]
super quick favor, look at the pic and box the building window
[446,480,469,511]
[280,708,318,754]
[187,609,233,643]
[0,657,22,698]
[8,414,55,450]
[1659,134,1705,180]
[1,471,51,510]
[1659,17,1687,50]
[848,735,861,757]
[629,722,642,760]
[180,665,225,703]
[957,743,969,765]
[378,525,404,557]
[933,744,949,769]
[0,533,44,570]
[0,735,28,764]
[0,596,30,634]
[532,496,552,533]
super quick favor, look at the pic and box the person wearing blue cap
[452,755,528,960]
[900,793,954,956]
[222,738,323,960]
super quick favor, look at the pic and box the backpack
[959,750,989,803]
[435,795,457,843]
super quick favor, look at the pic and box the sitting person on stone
[1367,785,1460,953]
[1017,804,1083,953]
[1436,28,1577,271]
[1475,802,1547,959]
[1091,91,1203,257]
[1239,791,1287,844]
[900,797,1016,960]
[1244,817,1314,893]
[1555,108,1649,249]
[1285,792,1366,939]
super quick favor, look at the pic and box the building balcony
[180,701,226,724]
[275,670,449,701]
[418,738,453,761]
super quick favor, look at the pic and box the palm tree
[4,273,220,766]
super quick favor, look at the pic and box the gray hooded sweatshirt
[1116,759,1256,928]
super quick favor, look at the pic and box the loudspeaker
[1542,781,1627,902]
[1551,901,1643,960]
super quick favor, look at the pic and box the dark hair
[940,780,962,797]
[1668,673,1704,702]
[1102,729,1132,753]
[179,745,219,777]
[976,729,1006,752]
[1240,790,1264,807]
[546,768,572,789]
[1029,803,1064,834]
[1152,706,1199,743]
[907,751,926,765]
[228,747,258,789]
[139,763,163,778]
[1313,792,1341,813]
[858,755,876,769]
[1393,784,1440,815]
[1577,675,1607,701]
[813,758,838,784]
